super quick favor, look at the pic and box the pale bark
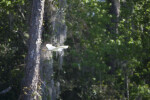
[40,45,57,100]
[19,0,45,100]
[39,0,67,99]
[125,73,129,100]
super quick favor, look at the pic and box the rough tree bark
[39,0,67,99]
[19,0,45,100]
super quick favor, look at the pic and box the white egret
[46,44,68,51]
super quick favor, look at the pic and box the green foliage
[0,0,29,99]
[60,0,150,99]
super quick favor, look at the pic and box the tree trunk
[19,0,45,100]
[125,73,129,100]
[39,0,67,99]
[106,0,120,74]
[107,0,120,34]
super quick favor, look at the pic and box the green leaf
[6,1,11,6]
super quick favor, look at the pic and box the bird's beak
[42,49,46,51]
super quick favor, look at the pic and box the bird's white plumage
[46,44,68,51]
[46,44,56,50]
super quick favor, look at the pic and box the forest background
[0,0,150,100]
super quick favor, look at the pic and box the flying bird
[46,44,68,51]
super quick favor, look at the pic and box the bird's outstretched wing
[58,46,68,49]
[52,48,63,51]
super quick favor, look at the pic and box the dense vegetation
[0,0,150,100]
